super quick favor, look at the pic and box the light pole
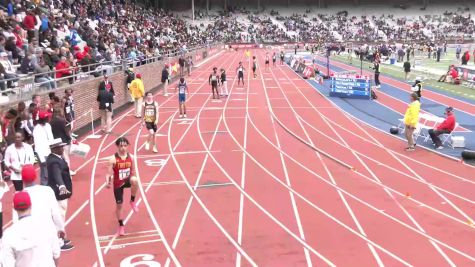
[191,0,194,21]
[359,53,364,76]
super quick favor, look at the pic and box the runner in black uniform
[265,53,270,70]
[252,56,257,78]
[237,62,245,86]
[209,67,220,99]
[280,51,285,65]
[272,52,277,67]
[220,69,228,96]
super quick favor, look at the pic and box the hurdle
[66,108,102,139]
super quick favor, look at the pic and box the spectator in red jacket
[23,12,36,30]
[12,26,24,49]
[428,107,456,149]
[73,46,83,61]
[55,56,74,84]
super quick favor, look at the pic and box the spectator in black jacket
[179,56,185,76]
[403,61,411,81]
[97,86,114,133]
[50,108,75,176]
[161,65,169,96]
[46,138,73,246]
[125,68,135,102]
[98,74,115,95]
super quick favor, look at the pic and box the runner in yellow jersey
[141,92,159,153]
[245,50,251,61]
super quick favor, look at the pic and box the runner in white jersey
[176,77,189,118]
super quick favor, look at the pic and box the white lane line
[245,86,475,263]
[260,54,314,267]
[236,58,251,267]
[102,55,225,258]
[90,55,225,266]
[142,181,185,187]
[100,239,163,249]
[263,59,384,266]
[277,64,454,266]
[165,52,256,267]
[167,96,259,266]
[196,182,234,188]
[130,118,182,266]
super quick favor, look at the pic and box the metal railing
[0,43,215,104]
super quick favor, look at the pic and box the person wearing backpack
[125,68,135,103]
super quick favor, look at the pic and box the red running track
[4,49,474,266]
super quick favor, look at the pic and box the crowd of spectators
[191,6,474,44]
[0,0,472,97]
[0,0,215,96]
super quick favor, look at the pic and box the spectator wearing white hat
[46,138,73,229]
[1,191,61,266]
[0,52,19,90]
[411,77,422,98]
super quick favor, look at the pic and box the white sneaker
[153,146,158,153]
[184,114,187,118]
[145,142,150,151]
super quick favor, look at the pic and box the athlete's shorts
[252,67,256,72]
[178,93,186,103]
[238,72,244,79]
[114,178,131,204]
[265,60,269,64]
[145,122,157,132]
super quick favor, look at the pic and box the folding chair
[413,124,425,143]
[440,122,459,148]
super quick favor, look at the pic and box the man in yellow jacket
[403,92,421,151]
[130,74,145,118]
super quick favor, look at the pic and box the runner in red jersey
[106,137,139,236]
